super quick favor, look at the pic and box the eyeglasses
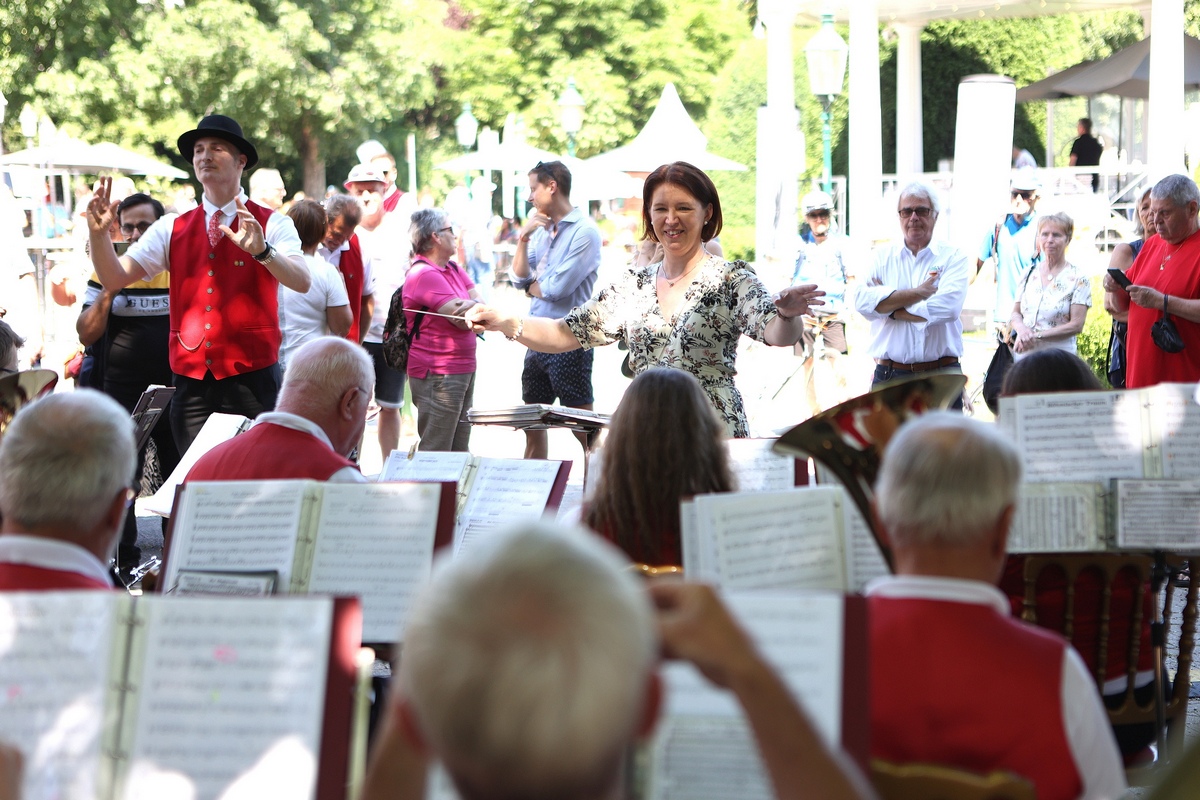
[806,210,831,219]
[438,226,455,235]
[1011,190,1035,201]
[120,221,153,236]
[898,206,933,219]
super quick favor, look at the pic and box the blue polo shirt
[513,208,601,319]
[979,213,1038,322]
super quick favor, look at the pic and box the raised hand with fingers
[86,176,119,236]
[220,198,267,255]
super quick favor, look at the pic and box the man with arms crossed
[0,391,135,590]
[87,115,310,452]
[854,180,969,408]
[511,161,601,459]
[869,412,1125,800]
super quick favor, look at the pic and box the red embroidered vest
[869,596,1084,800]
[0,563,113,590]
[338,235,366,342]
[185,422,357,483]
[169,201,279,379]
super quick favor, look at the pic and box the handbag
[981,331,1014,415]
[1150,294,1185,354]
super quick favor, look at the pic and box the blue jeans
[410,371,475,451]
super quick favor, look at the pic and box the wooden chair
[1020,553,1199,775]
[870,759,1036,800]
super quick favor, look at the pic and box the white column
[848,0,883,240]
[755,0,801,268]
[1147,0,1185,177]
[894,22,924,175]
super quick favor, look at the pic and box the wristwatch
[252,243,274,263]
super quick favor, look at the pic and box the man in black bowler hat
[86,114,312,452]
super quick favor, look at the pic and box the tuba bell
[0,369,59,439]
[773,371,966,569]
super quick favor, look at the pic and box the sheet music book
[129,385,174,452]
[680,486,885,592]
[161,480,456,642]
[644,590,869,800]
[725,438,805,493]
[1115,479,1200,549]
[466,404,611,432]
[143,412,251,516]
[453,458,572,554]
[996,383,1200,482]
[0,591,359,800]
[1008,482,1109,552]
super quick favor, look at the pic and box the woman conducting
[1009,212,1091,359]
[467,161,823,437]
[583,367,734,567]
[404,208,480,452]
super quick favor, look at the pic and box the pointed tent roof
[585,83,746,173]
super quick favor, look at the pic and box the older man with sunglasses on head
[853,180,969,407]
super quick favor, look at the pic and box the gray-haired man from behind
[0,390,136,590]
[359,524,874,800]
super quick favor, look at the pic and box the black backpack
[381,285,424,372]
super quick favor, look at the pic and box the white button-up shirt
[853,239,969,362]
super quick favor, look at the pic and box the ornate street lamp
[804,13,848,193]
[454,101,479,188]
[557,78,585,158]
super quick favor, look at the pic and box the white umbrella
[0,137,188,179]
[1034,34,1200,99]
[585,83,746,173]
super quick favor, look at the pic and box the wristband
[252,243,273,262]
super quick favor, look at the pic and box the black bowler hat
[177,114,259,171]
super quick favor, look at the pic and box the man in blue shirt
[511,161,601,459]
[975,172,1040,329]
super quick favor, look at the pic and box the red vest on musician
[0,563,113,590]
[870,596,1083,800]
[382,187,402,213]
[339,235,366,342]
[169,201,280,379]
[185,421,357,482]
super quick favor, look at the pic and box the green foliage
[1076,277,1113,388]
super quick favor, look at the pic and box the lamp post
[558,78,585,158]
[454,101,479,189]
[805,13,848,194]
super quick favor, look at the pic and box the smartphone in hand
[1107,268,1132,290]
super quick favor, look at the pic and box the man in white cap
[86,114,310,452]
[975,171,1041,330]
[344,158,414,461]
[792,190,859,415]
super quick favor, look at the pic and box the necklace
[660,253,712,287]
[1161,241,1185,270]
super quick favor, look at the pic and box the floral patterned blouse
[564,255,779,437]
[1014,260,1092,356]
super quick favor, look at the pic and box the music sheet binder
[128,385,174,452]
[681,486,889,592]
[0,591,360,800]
[143,412,252,516]
[996,383,1200,482]
[645,589,869,799]
[161,479,456,642]
[378,452,572,554]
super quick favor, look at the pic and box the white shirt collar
[0,534,112,585]
[864,574,1011,616]
[202,189,248,220]
[251,411,337,451]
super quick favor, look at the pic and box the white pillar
[755,0,801,267]
[894,22,924,175]
[1147,0,1185,177]
[848,0,883,240]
